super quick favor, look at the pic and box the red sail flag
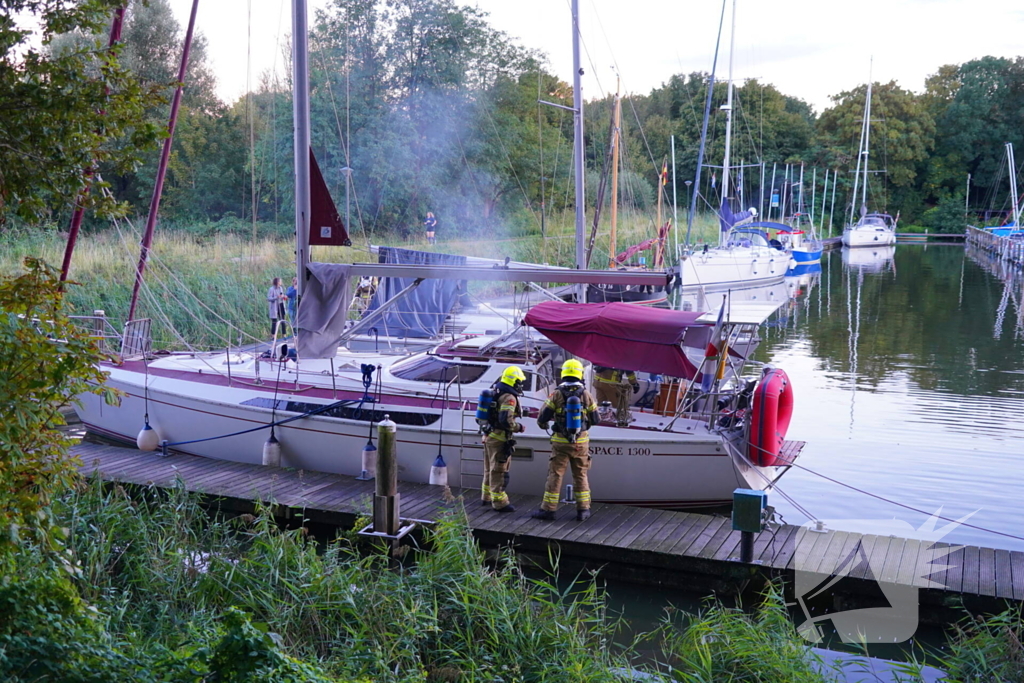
[309,149,351,246]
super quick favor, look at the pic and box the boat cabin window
[390,355,489,384]
[727,230,770,248]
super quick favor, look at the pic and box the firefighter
[593,366,639,427]
[480,365,526,512]
[531,359,600,521]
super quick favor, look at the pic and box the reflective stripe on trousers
[540,442,591,511]
[482,437,512,510]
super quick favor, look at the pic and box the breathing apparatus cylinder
[475,388,495,430]
[565,395,582,443]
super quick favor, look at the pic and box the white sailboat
[74,0,804,509]
[676,0,789,290]
[842,74,897,248]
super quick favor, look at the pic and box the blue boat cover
[358,247,467,339]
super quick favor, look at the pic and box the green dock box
[732,488,766,533]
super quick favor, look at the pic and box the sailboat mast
[1008,142,1020,228]
[127,0,199,322]
[609,93,621,268]
[861,75,872,211]
[293,0,311,297]
[721,0,736,201]
[849,82,867,224]
[718,0,736,247]
[571,0,585,281]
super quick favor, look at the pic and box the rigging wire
[790,461,1024,544]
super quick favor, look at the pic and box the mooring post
[373,415,399,537]
[732,488,767,564]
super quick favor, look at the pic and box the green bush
[921,195,968,234]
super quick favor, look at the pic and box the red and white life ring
[748,368,794,467]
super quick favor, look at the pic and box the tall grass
[0,210,720,350]
[10,479,1013,681]
[52,480,632,681]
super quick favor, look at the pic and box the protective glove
[515,423,526,433]
[538,420,549,431]
[632,383,640,394]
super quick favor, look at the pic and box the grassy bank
[0,480,840,682]
[7,479,1021,681]
[0,211,721,350]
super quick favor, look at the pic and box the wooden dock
[73,440,1023,622]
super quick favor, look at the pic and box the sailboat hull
[76,364,792,509]
[842,227,896,247]
[677,247,788,289]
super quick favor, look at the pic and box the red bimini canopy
[524,301,708,379]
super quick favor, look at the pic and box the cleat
[531,509,556,521]
[576,509,591,522]
[494,504,516,513]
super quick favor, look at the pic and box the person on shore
[286,277,298,329]
[531,359,600,522]
[267,277,288,337]
[424,212,437,245]
[480,366,527,513]
[593,366,639,427]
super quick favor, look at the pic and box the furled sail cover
[524,301,707,379]
[296,262,351,358]
[354,247,467,339]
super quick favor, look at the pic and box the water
[759,243,1024,552]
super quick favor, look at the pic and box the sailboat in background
[586,87,669,304]
[675,0,789,291]
[842,73,897,248]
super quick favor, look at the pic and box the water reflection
[841,245,896,272]
[758,245,1024,551]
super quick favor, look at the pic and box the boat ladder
[457,400,485,495]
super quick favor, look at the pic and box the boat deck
[72,439,1023,621]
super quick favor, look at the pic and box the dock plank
[894,539,923,589]
[623,511,676,550]
[634,511,698,553]
[763,524,801,569]
[962,546,981,596]
[879,537,907,584]
[811,530,852,577]
[847,535,880,581]
[944,546,966,594]
[1010,551,1024,601]
[604,508,660,548]
[994,549,1014,600]
[978,547,997,598]
[671,516,728,556]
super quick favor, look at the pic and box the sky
[169,0,1024,114]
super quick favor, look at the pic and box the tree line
[4,0,1024,239]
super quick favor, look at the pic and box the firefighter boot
[531,509,555,521]
[576,509,591,522]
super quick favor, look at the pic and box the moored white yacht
[841,74,897,248]
[76,289,801,508]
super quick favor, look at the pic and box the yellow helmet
[561,358,584,380]
[500,366,526,386]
